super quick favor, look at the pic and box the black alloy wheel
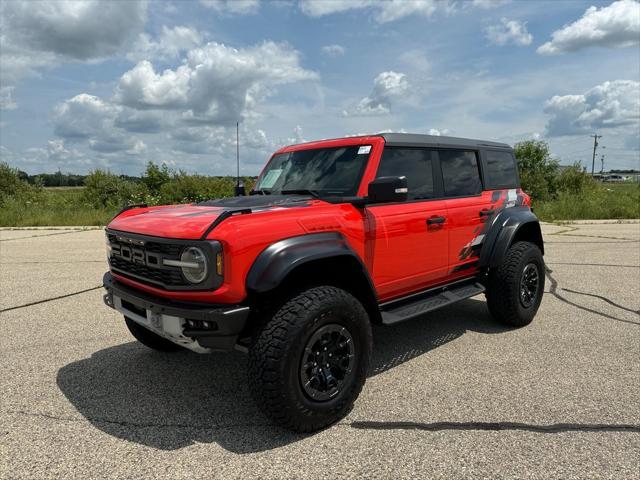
[299,324,355,402]
[248,285,372,432]
[519,263,540,308]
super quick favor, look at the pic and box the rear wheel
[248,286,372,432]
[486,241,545,327]
[124,316,182,352]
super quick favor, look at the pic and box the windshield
[254,145,371,196]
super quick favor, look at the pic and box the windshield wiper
[281,189,322,198]
[249,189,271,195]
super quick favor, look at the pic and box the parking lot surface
[1,223,639,479]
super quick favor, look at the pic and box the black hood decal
[197,195,314,240]
[197,195,312,210]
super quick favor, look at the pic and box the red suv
[103,133,545,432]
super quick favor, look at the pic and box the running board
[380,282,486,325]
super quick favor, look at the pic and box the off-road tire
[486,241,545,327]
[124,316,183,352]
[248,286,372,432]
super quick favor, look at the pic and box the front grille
[106,229,222,291]
[107,232,188,288]
[107,234,182,257]
[110,256,185,287]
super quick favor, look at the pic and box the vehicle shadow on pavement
[57,298,510,453]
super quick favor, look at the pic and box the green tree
[514,140,558,202]
[556,163,596,195]
[0,162,38,204]
[142,162,171,194]
[82,170,139,208]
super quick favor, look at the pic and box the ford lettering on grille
[107,233,187,287]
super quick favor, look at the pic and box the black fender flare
[246,232,375,295]
[479,207,544,269]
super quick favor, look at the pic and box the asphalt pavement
[1,222,639,479]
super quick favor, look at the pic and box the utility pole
[600,154,605,174]
[590,134,602,175]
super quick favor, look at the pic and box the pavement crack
[0,286,103,313]
[0,229,99,242]
[548,226,637,241]
[350,420,640,434]
[545,268,639,326]
[545,240,640,244]
[551,233,637,241]
[561,287,640,315]
[0,260,105,265]
[546,262,640,269]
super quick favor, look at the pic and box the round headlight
[180,247,208,284]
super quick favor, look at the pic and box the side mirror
[234,182,246,196]
[367,176,408,204]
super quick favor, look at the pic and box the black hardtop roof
[380,133,511,150]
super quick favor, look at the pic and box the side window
[485,150,518,188]
[439,150,482,197]
[376,148,435,200]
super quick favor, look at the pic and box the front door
[364,147,449,301]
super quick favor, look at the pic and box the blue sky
[1,0,639,176]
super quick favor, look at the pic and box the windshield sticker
[259,169,282,189]
[358,145,372,155]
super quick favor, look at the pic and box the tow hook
[103,292,114,308]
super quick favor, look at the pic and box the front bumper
[103,272,249,352]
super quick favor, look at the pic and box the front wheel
[485,241,545,327]
[248,286,372,432]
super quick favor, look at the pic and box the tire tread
[248,286,371,432]
[486,241,544,327]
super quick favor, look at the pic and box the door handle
[427,216,446,225]
[479,209,495,217]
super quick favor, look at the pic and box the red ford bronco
[103,133,544,432]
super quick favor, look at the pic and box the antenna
[234,121,245,196]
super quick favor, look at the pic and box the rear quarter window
[439,150,482,197]
[484,150,518,189]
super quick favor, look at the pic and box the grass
[1,183,638,227]
[534,183,640,222]
[0,188,117,227]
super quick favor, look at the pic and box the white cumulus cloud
[544,80,640,136]
[52,94,141,153]
[485,18,532,46]
[49,38,317,163]
[1,0,147,61]
[0,0,148,108]
[538,0,640,55]
[53,94,119,139]
[344,71,409,116]
[127,26,203,62]
[114,41,317,124]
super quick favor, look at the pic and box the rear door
[438,149,493,276]
[365,147,449,300]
